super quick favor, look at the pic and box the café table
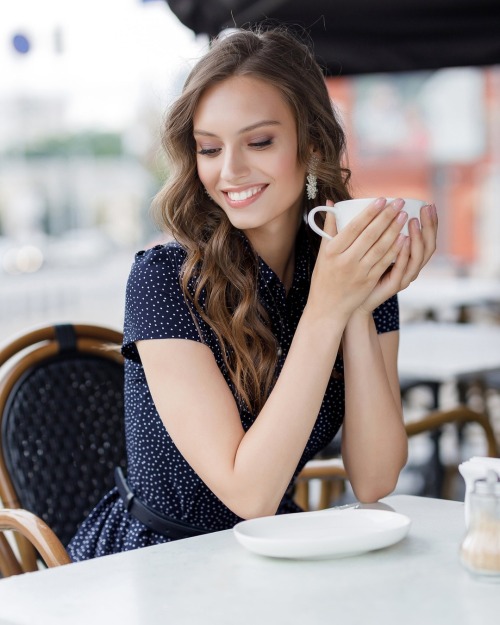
[398,321,500,403]
[397,322,500,496]
[398,276,500,322]
[0,495,498,625]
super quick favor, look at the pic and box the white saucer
[233,508,411,559]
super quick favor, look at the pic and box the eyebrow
[193,120,281,137]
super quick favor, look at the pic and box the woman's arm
[341,202,438,502]
[137,308,344,520]
[137,199,417,520]
[341,316,407,503]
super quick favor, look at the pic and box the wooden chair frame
[0,531,22,577]
[0,508,70,576]
[404,406,498,457]
[0,323,123,575]
[295,458,347,510]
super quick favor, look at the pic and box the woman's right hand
[307,197,407,323]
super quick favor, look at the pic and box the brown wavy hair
[152,27,351,413]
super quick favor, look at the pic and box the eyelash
[196,139,273,156]
[197,148,220,156]
[249,139,273,149]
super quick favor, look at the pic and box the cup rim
[334,197,426,206]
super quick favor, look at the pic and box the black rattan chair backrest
[0,324,126,548]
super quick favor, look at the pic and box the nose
[220,146,250,182]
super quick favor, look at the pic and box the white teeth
[227,186,262,201]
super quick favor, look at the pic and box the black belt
[114,467,209,540]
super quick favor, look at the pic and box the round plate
[233,508,411,559]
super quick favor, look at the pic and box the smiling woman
[67,26,437,562]
[193,76,307,253]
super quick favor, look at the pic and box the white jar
[460,471,500,581]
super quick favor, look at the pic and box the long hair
[152,27,351,413]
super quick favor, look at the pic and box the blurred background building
[0,0,207,338]
[0,0,499,341]
[327,66,500,276]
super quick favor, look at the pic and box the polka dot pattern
[68,228,399,561]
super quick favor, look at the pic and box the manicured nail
[374,197,386,209]
[396,233,406,247]
[391,198,405,211]
[409,217,421,231]
[396,211,408,224]
[425,204,433,218]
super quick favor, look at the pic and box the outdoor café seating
[0,323,126,575]
[1,321,497,577]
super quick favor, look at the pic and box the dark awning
[165,0,500,74]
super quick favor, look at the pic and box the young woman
[68,27,437,560]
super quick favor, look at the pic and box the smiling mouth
[225,185,266,202]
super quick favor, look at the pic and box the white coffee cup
[308,197,426,239]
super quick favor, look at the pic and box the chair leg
[294,481,310,511]
[317,479,346,510]
[0,533,23,577]
[318,481,333,510]
[330,479,346,503]
[15,533,38,573]
[441,464,459,500]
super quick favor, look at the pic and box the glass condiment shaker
[460,469,500,581]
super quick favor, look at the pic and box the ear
[308,146,322,165]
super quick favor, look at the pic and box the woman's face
[193,75,307,246]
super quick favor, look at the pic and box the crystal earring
[306,172,318,200]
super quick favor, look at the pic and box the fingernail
[396,233,406,247]
[374,197,386,209]
[409,217,421,231]
[396,211,408,224]
[425,204,433,218]
[391,198,405,211]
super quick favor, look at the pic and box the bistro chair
[405,405,498,499]
[0,508,70,577]
[296,405,499,511]
[295,456,347,510]
[0,323,126,575]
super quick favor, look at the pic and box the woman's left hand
[358,202,438,314]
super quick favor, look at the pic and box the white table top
[0,495,498,625]
[399,276,500,314]
[398,322,500,382]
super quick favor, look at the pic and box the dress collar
[244,224,312,296]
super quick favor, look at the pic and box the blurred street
[0,250,133,342]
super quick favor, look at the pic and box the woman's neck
[245,223,300,292]
[263,239,296,292]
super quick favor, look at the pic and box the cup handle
[307,205,337,240]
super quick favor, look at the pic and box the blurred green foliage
[10,132,124,158]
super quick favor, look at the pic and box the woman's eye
[249,139,273,149]
[197,147,221,156]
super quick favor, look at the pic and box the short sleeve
[121,243,203,363]
[372,294,399,334]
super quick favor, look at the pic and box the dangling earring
[306,172,318,200]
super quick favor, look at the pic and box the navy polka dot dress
[67,228,399,561]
